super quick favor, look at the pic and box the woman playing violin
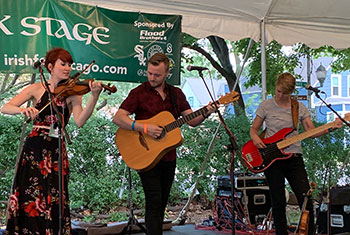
[1,47,102,234]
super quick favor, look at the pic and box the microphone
[32,59,44,69]
[187,65,209,72]
[305,84,325,94]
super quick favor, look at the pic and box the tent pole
[261,19,267,100]
[233,38,254,91]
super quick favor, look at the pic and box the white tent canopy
[66,0,350,49]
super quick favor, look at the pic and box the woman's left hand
[89,81,103,97]
[333,117,344,129]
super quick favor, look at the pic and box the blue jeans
[138,160,176,235]
[264,155,314,235]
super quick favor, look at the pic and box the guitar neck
[277,122,334,150]
[164,102,217,132]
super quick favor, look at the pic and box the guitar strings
[165,108,207,132]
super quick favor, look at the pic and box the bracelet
[20,108,25,114]
[144,124,148,134]
[131,121,136,131]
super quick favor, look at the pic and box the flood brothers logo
[0,15,110,45]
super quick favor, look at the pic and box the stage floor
[136,224,235,234]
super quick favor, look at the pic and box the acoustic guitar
[115,91,240,171]
[241,114,348,173]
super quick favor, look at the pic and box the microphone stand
[197,70,239,235]
[37,63,69,235]
[314,92,350,128]
[314,91,350,235]
[219,112,239,235]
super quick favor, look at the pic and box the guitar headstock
[217,91,240,105]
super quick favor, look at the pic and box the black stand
[197,70,239,235]
[315,92,350,128]
[228,136,239,235]
[314,91,350,235]
[120,167,148,235]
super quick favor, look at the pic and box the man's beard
[149,80,164,88]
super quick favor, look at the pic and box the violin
[54,78,117,99]
[53,60,116,98]
[295,182,317,235]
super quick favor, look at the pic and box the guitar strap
[259,97,299,138]
[291,98,299,130]
[167,84,180,118]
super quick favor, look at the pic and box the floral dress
[6,91,71,235]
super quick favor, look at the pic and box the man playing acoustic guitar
[113,53,216,235]
[249,72,343,235]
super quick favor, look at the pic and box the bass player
[249,72,342,235]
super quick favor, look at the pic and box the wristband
[144,124,148,134]
[20,108,25,114]
[131,121,136,131]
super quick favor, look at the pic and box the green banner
[0,0,182,84]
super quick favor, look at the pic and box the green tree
[183,35,246,116]
[182,36,350,113]
[0,115,23,201]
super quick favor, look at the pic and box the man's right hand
[146,123,163,139]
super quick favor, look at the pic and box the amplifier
[330,186,350,205]
[317,205,350,234]
[236,175,268,190]
[217,175,231,190]
[330,186,350,234]
[216,174,270,225]
[316,186,350,234]
[217,174,268,190]
[243,188,271,225]
[215,188,271,225]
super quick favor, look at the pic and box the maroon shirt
[119,81,191,161]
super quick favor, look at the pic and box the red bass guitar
[241,114,348,173]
